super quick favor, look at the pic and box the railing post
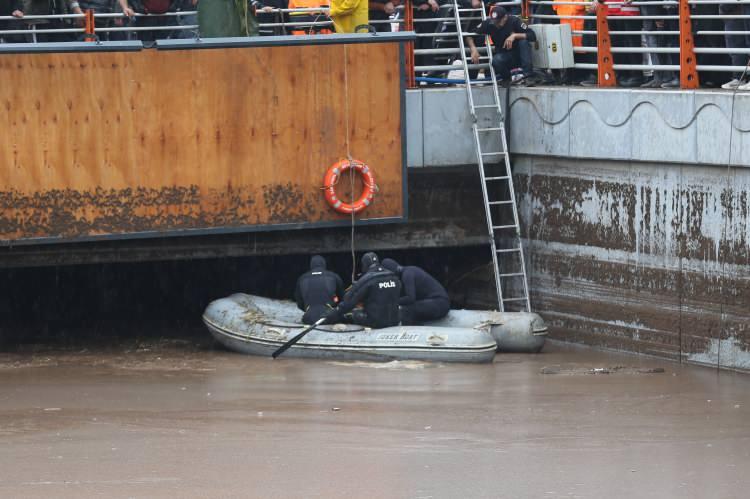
[596,4,616,87]
[405,0,416,88]
[678,0,699,89]
[521,0,531,22]
[84,9,96,42]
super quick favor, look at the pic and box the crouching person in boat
[294,255,346,325]
[382,258,450,325]
[325,252,402,328]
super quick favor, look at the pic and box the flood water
[1,340,748,498]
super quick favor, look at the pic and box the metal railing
[2,1,749,89]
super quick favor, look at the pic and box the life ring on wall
[323,159,377,214]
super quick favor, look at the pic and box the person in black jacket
[382,258,449,325]
[466,5,536,83]
[294,255,345,325]
[326,252,401,329]
[0,0,23,42]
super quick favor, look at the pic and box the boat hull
[203,294,498,363]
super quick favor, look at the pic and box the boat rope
[343,43,358,284]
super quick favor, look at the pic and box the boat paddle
[272,317,326,359]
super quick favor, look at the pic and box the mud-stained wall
[0,39,406,243]
[515,157,750,371]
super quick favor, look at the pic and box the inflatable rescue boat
[203,294,547,363]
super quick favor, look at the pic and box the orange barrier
[596,4,616,87]
[84,9,95,41]
[679,0,699,89]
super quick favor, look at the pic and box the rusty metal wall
[515,156,750,371]
[0,38,408,244]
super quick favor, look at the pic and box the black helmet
[310,255,326,270]
[381,258,402,275]
[360,252,379,273]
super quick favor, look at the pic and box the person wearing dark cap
[326,252,402,329]
[294,255,345,325]
[466,5,537,84]
[381,259,450,325]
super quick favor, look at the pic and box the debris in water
[540,365,666,375]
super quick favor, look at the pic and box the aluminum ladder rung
[453,0,530,313]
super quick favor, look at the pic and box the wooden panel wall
[0,42,405,242]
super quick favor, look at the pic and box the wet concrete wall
[515,157,750,372]
[409,87,749,371]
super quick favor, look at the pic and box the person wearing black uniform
[326,252,401,329]
[466,5,536,82]
[382,258,450,325]
[294,255,345,325]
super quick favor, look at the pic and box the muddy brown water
[1,341,748,498]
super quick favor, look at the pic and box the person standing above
[0,0,24,42]
[326,252,402,329]
[382,258,450,325]
[294,255,345,325]
[720,1,750,90]
[369,0,397,33]
[329,0,367,33]
[466,6,537,84]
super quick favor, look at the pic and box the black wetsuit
[332,265,402,329]
[294,256,345,325]
[398,265,450,325]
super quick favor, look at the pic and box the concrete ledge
[406,86,750,167]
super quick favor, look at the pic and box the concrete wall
[407,87,750,371]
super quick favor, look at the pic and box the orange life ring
[323,159,376,214]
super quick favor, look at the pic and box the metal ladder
[452,1,531,312]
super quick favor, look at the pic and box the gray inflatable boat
[203,294,547,363]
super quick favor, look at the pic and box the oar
[272,317,326,359]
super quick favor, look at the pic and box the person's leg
[724,16,745,79]
[659,16,679,87]
[516,39,533,77]
[492,51,513,80]
[578,14,598,85]
[410,298,450,323]
[640,6,660,86]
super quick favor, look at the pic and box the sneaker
[511,74,527,86]
[721,78,743,90]
[660,77,680,89]
[579,76,597,87]
[738,81,750,91]
[640,78,661,88]
[620,76,644,88]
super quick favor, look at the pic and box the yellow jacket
[329,0,369,33]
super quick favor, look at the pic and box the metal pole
[405,0,416,88]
